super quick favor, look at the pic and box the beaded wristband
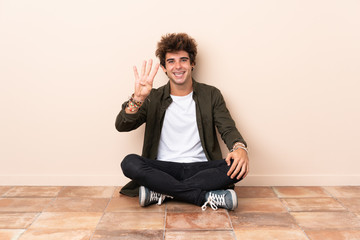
[127,101,139,112]
[126,94,144,112]
[130,94,144,107]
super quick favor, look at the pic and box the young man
[115,33,249,211]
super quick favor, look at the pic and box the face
[161,50,194,87]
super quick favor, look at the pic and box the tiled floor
[0,186,360,240]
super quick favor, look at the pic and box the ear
[161,65,167,73]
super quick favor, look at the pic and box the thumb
[225,154,232,166]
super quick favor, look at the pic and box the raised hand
[133,59,160,102]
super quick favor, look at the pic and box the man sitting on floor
[115,33,249,211]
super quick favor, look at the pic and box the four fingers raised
[133,60,159,79]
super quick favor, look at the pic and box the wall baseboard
[240,175,360,186]
[1,174,360,186]
[0,175,126,186]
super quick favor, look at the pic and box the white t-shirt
[157,92,207,163]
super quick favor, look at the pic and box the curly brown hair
[155,33,198,68]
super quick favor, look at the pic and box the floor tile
[273,186,330,198]
[0,229,25,240]
[234,229,308,240]
[332,198,360,213]
[305,230,360,240]
[29,212,102,230]
[3,186,62,198]
[166,212,232,230]
[0,198,53,212]
[112,187,122,198]
[93,230,163,240]
[282,198,346,212]
[105,195,165,212]
[45,197,109,212]
[58,186,115,198]
[291,212,360,230]
[0,187,13,196]
[324,186,360,198]
[236,198,287,213]
[166,201,226,213]
[96,212,164,231]
[19,229,92,240]
[230,212,298,229]
[165,230,235,240]
[235,187,277,198]
[0,213,39,228]
[2,185,359,239]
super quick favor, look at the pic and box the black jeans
[121,154,241,206]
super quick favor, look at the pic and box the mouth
[173,71,185,78]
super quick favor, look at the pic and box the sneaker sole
[228,189,238,210]
[139,186,146,207]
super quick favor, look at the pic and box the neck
[170,80,193,96]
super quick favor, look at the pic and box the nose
[174,60,181,69]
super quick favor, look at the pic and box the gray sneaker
[201,189,238,211]
[139,186,173,207]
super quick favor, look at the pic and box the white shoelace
[149,191,173,205]
[157,194,174,205]
[201,192,226,211]
[150,191,161,203]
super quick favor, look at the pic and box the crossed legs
[121,154,241,206]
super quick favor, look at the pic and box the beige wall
[1,0,359,186]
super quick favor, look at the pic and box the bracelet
[126,94,144,112]
[231,142,248,154]
[127,100,140,112]
[130,94,144,107]
[233,142,246,149]
[232,146,248,154]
